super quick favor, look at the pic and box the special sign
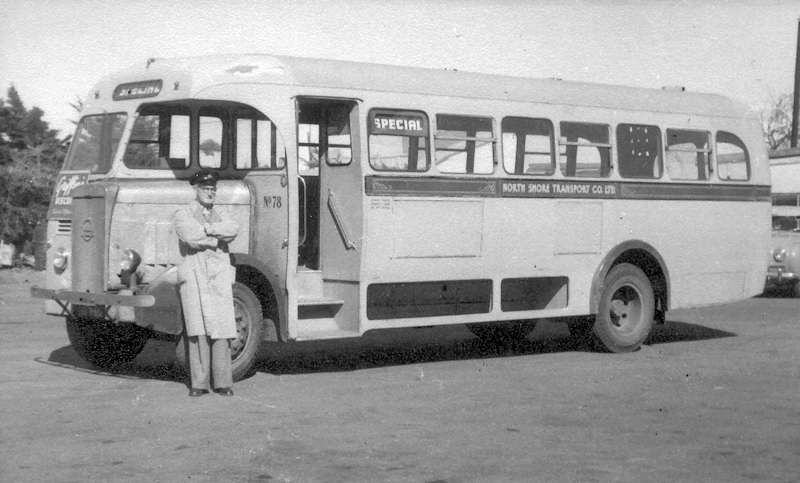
[370,111,426,136]
[113,79,163,100]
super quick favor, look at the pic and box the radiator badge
[80,218,95,242]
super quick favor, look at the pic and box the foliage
[0,86,68,249]
[761,93,795,151]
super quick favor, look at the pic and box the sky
[1,0,798,137]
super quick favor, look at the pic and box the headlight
[52,248,68,272]
[119,249,142,273]
[773,248,787,263]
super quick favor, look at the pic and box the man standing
[173,170,239,397]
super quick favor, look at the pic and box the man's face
[195,184,216,207]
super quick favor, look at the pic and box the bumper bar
[30,286,155,307]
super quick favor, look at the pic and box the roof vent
[661,85,686,92]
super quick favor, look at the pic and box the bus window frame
[123,104,191,170]
[433,113,497,175]
[714,130,750,182]
[66,111,128,174]
[232,109,286,171]
[558,121,612,178]
[197,106,227,170]
[665,128,712,181]
[615,123,664,180]
[367,107,431,173]
[500,116,556,176]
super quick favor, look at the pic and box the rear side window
[368,109,429,171]
[559,122,611,177]
[715,131,749,181]
[124,106,190,169]
[502,117,554,175]
[434,115,494,174]
[666,129,710,180]
[616,124,662,179]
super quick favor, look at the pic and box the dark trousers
[187,336,232,390]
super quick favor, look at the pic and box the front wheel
[66,315,149,368]
[175,282,264,382]
[592,263,655,353]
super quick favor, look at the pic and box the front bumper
[766,265,799,285]
[31,286,155,320]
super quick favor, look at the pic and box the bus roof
[93,54,752,119]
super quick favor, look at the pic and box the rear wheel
[467,321,535,344]
[175,282,264,382]
[592,263,655,353]
[66,315,149,369]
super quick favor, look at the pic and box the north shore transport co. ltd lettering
[501,181,617,197]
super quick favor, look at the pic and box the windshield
[63,113,127,173]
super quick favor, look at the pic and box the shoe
[214,387,234,396]
[188,388,209,397]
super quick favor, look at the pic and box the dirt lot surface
[1,268,799,482]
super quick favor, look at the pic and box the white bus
[33,55,771,379]
[766,148,800,295]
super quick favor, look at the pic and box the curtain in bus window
[616,124,662,178]
[123,106,189,170]
[501,117,554,175]
[666,129,709,180]
[66,113,127,174]
[435,115,494,174]
[368,109,429,171]
[559,122,610,177]
[715,131,749,181]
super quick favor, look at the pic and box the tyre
[175,282,264,382]
[467,321,535,344]
[592,263,655,353]
[792,281,800,298]
[66,315,149,369]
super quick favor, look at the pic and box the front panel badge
[80,219,95,242]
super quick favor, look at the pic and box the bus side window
[616,123,662,179]
[198,109,224,168]
[235,117,286,170]
[501,117,554,175]
[559,122,611,177]
[715,131,749,181]
[435,115,495,174]
[368,109,429,172]
[124,106,189,169]
[665,129,710,180]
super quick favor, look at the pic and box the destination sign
[370,111,426,136]
[113,80,163,100]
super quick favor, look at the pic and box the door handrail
[298,176,308,247]
[327,189,357,250]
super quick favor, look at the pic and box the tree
[761,92,794,151]
[0,85,68,250]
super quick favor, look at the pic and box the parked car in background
[766,216,800,296]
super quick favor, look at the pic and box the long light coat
[173,201,239,339]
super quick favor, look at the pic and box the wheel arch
[230,252,286,342]
[589,240,670,320]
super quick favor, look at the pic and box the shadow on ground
[40,340,185,383]
[40,318,736,380]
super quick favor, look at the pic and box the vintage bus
[766,148,800,295]
[33,55,771,380]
